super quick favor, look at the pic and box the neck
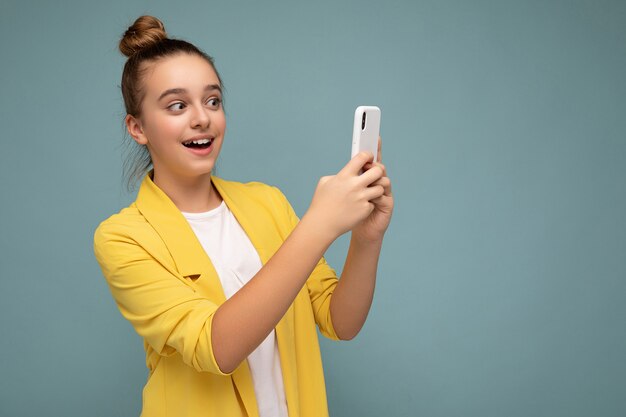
[152,171,222,213]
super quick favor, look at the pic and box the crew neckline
[181,200,227,220]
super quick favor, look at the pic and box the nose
[190,104,211,129]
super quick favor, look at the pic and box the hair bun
[119,15,167,57]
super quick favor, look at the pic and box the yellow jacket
[93,173,340,417]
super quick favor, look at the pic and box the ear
[125,114,148,145]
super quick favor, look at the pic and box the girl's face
[126,53,226,184]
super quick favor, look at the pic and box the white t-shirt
[182,201,289,417]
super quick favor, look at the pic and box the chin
[189,162,218,178]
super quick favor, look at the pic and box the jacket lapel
[135,172,227,303]
[136,173,297,417]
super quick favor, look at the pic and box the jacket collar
[135,172,230,300]
[133,171,274,298]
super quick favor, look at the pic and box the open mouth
[182,138,213,149]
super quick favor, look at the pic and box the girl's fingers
[363,184,385,201]
[369,194,393,207]
[377,136,382,163]
[363,161,387,177]
[357,163,384,187]
[369,195,385,205]
[362,161,390,195]
[340,152,375,177]
[370,176,392,196]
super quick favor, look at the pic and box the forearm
[212,152,386,373]
[211,213,334,374]
[329,234,383,340]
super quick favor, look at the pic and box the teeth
[184,138,212,146]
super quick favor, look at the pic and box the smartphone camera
[361,112,366,130]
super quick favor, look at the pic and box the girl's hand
[351,137,394,243]
[303,151,385,242]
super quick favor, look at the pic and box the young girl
[94,15,393,417]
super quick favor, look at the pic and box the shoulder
[94,203,145,238]
[93,203,160,256]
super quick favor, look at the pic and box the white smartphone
[351,106,381,161]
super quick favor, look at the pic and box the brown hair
[118,15,223,188]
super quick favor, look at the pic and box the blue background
[1,1,625,416]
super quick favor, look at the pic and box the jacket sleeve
[93,220,233,375]
[273,187,341,341]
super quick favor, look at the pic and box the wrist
[300,211,338,247]
[350,229,385,247]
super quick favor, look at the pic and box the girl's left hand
[352,137,394,242]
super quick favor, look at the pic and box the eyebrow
[157,84,222,101]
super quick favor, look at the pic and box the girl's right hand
[302,152,386,242]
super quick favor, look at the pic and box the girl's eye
[168,102,185,111]
[207,97,222,108]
